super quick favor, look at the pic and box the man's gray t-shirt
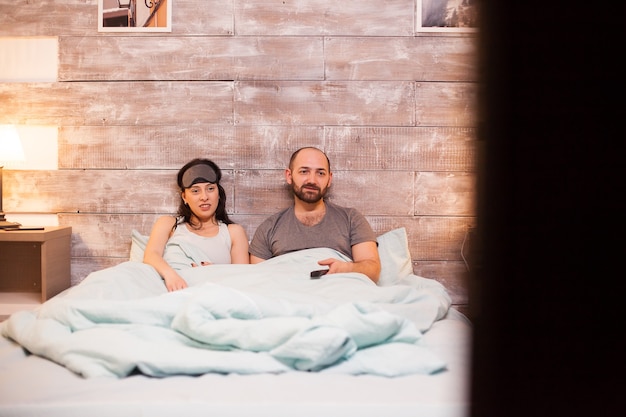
[249,201,376,260]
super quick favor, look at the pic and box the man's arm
[248,215,276,264]
[317,240,381,283]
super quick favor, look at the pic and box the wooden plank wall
[0,0,477,312]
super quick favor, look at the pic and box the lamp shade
[0,125,25,164]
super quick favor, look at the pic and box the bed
[0,228,471,417]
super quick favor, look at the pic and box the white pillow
[129,229,149,262]
[376,227,414,286]
[127,227,415,285]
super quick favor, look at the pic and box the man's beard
[292,183,328,204]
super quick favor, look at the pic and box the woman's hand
[163,275,188,292]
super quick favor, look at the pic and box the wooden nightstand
[0,226,72,317]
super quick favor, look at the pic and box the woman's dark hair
[175,158,233,228]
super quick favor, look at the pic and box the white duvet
[1,248,452,378]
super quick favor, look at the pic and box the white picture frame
[417,0,478,33]
[98,0,172,33]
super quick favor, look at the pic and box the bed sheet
[0,245,471,417]
[1,248,453,378]
[0,311,471,417]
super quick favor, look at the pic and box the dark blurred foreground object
[470,1,623,416]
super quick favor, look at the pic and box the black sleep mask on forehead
[181,164,218,188]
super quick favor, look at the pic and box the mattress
[0,311,470,417]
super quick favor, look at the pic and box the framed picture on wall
[417,0,478,33]
[98,0,172,32]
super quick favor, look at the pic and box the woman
[143,158,249,292]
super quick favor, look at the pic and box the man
[249,147,381,283]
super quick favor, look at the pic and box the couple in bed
[144,147,381,292]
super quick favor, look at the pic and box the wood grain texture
[60,213,162,259]
[325,36,477,82]
[59,125,238,169]
[57,126,476,171]
[0,82,233,125]
[0,0,102,36]
[366,215,474,261]
[0,81,475,128]
[416,82,478,127]
[0,0,234,36]
[70,257,125,286]
[234,81,415,126]
[3,168,473,218]
[414,172,476,216]
[325,126,476,171]
[234,0,415,36]
[3,170,216,213]
[326,171,416,216]
[58,125,326,169]
[59,37,324,81]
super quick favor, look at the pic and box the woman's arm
[143,216,188,291]
[228,223,250,264]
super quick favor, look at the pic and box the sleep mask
[181,164,218,188]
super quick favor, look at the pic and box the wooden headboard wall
[0,1,477,312]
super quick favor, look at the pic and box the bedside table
[0,226,72,316]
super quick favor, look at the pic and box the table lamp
[0,125,24,229]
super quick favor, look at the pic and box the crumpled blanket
[1,248,451,378]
